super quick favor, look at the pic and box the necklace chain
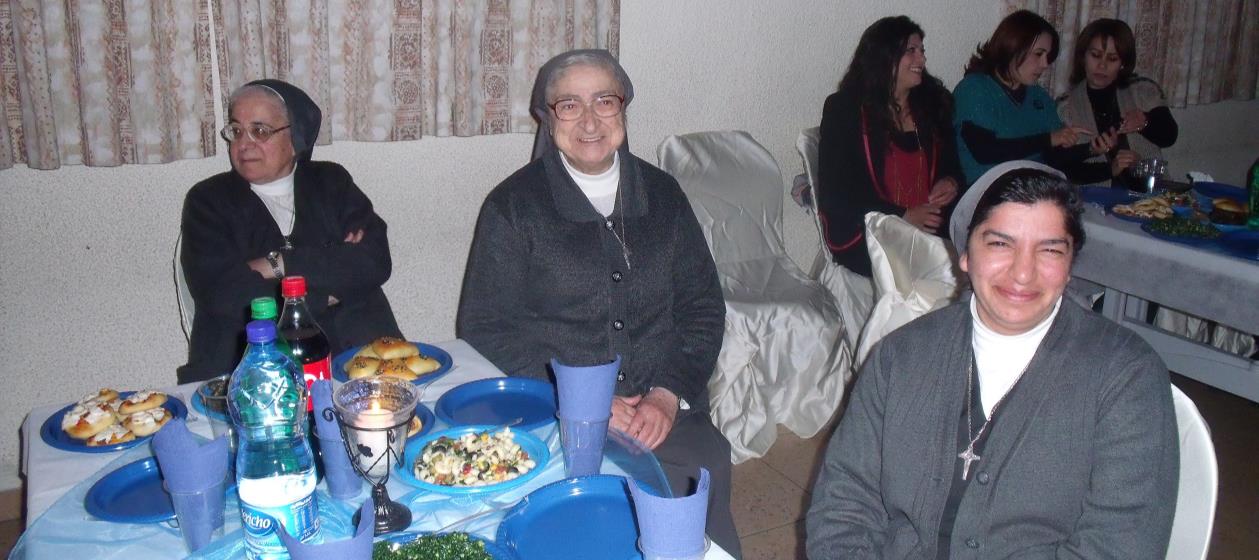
[608,183,630,270]
[958,357,1030,480]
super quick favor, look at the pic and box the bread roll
[123,408,171,437]
[86,424,136,447]
[62,403,117,440]
[353,345,380,360]
[345,356,382,379]
[372,337,419,360]
[77,388,120,406]
[378,359,418,381]
[118,390,168,415]
[406,354,441,375]
[1214,198,1245,213]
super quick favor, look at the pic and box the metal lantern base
[355,484,411,536]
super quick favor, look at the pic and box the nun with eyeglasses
[457,50,740,557]
[178,79,402,385]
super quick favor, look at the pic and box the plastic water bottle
[228,320,322,559]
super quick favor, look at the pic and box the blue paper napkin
[279,499,374,559]
[311,380,362,499]
[551,355,621,421]
[152,419,229,492]
[630,467,710,557]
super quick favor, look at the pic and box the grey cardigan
[456,149,724,409]
[806,297,1178,559]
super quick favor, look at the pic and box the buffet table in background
[1073,205,1259,403]
[15,339,736,559]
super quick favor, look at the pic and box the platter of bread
[332,337,454,386]
[41,389,187,453]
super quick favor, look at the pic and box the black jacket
[177,160,402,384]
[816,90,963,276]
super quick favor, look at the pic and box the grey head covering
[238,79,322,162]
[949,160,1066,254]
[529,49,634,160]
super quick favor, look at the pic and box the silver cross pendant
[958,445,981,480]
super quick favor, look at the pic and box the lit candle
[356,399,395,477]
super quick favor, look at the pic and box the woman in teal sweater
[953,10,1115,185]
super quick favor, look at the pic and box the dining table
[1073,188,1259,403]
[13,339,736,559]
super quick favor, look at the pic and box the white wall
[1,0,1256,486]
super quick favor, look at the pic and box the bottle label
[301,357,331,411]
[239,488,320,559]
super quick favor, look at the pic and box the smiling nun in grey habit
[456,50,739,557]
[806,161,1178,559]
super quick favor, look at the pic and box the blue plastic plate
[40,393,188,453]
[1219,230,1259,261]
[496,475,642,560]
[378,531,515,559]
[1140,222,1223,246]
[435,378,557,431]
[330,341,454,386]
[85,456,235,523]
[408,403,435,443]
[85,457,176,522]
[393,425,550,495]
[1192,181,1246,202]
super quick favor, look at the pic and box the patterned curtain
[1006,0,1259,107]
[0,0,218,170]
[214,0,620,144]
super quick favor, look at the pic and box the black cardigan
[177,161,402,384]
[456,150,724,410]
[816,90,964,277]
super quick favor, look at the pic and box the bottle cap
[281,276,307,298]
[250,297,278,320]
[245,320,277,344]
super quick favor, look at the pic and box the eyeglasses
[549,94,625,121]
[219,123,291,143]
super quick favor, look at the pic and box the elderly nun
[806,161,1178,559]
[178,79,402,384]
[456,50,740,557]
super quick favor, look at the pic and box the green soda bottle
[250,297,293,358]
[1248,157,1259,230]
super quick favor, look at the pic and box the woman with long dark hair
[953,10,1119,185]
[816,15,964,277]
[1058,18,1177,190]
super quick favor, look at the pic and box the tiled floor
[0,374,1251,559]
[730,373,1259,559]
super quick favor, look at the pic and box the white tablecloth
[17,339,735,559]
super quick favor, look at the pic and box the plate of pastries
[40,389,187,453]
[331,337,453,385]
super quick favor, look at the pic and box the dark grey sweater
[456,149,724,409]
[807,296,1178,559]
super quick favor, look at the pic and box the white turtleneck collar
[250,165,298,236]
[560,152,620,217]
[969,294,1062,417]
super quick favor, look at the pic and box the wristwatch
[265,251,284,279]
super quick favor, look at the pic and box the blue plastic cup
[168,477,227,553]
[559,416,609,477]
[317,434,363,500]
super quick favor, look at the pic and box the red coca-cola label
[301,356,331,411]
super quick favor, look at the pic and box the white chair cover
[658,130,853,463]
[854,212,960,366]
[174,234,194,343]
[796,127,874,354]
[1167,385,1218,560]
[1154,307,1255,357]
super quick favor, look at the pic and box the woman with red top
[817,15,964,276]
